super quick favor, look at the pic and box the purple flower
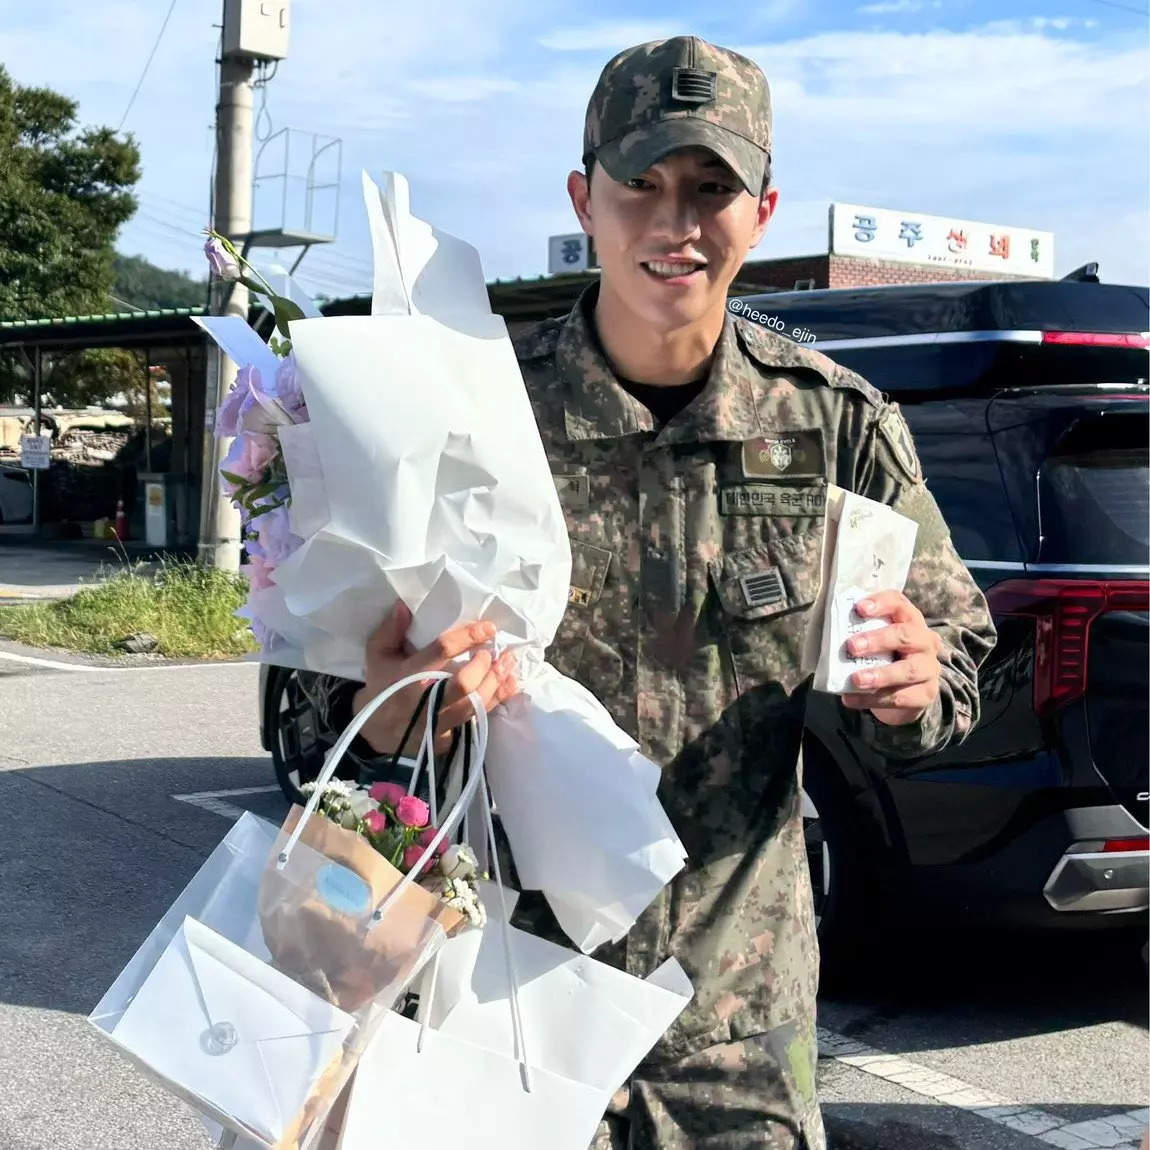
[274,356,309,423]
[217,365,262,437]
[204,236,241,281]
[254,503,302,565]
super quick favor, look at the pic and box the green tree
[0,65,140,320]
[113,253,207,311]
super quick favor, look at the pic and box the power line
[117,0,180,132]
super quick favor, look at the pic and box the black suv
[259,275,1149,963]
[733,277,1149,961]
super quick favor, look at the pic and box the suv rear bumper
[1042,804,1149,913]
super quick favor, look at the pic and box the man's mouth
[641,259,707,280]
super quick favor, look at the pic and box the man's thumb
[370,599,411,653]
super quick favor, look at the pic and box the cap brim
[594,118,767,194]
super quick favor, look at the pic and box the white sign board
[144,482,166,547]
[20,434,50,470]
[548,233,594,275]
[830,202,1054,278]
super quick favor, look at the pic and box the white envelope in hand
[111,916,354,1146]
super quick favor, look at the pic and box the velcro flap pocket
[710,531,824,621]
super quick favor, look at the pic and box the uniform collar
[556,284,765,444]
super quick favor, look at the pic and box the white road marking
[0,650,101,672]
[0,649,252,673]
[172,785,282,820]
[818,1028,1149,1149]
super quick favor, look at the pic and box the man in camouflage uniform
[311,35,996,1150]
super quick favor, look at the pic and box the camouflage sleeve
[848,401,997,759]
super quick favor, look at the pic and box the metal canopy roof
[0,307,210,351]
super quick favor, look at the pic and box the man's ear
[567,169,593,235]
[749,186,779,249]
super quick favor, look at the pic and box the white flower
[339,808,359,830]
[347,788,378,820]
[439,843,478,880]
[323,779,353,798]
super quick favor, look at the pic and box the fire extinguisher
[113,498,129,542]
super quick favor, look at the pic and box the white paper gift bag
[339,760,693,1149]
[486,663,687,953]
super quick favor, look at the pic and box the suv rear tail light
[1102,837,1150,853]
[986,579,1150,716]
[1041,331,1150,348]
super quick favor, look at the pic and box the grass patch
[0,557,258,659]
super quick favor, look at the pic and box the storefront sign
[830,202,1054,278]
[20,434,50,470]
[548,233,597,275]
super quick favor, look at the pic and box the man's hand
[351,602,518,755]
[840,590,943,726]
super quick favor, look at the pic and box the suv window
[1038,413,1149,565]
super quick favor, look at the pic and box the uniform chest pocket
[707,528,825,694]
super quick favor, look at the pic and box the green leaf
[271,295,306,339]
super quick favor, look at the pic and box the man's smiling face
[570,146,776,334]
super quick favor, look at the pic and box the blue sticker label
[315,863,371,916]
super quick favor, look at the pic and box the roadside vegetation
[0,556,256,659]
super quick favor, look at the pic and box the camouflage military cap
[583,36,771,195]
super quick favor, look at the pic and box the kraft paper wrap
[259,805,463,1014]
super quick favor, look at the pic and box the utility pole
[198,44,253,571]
[198,0,289,570]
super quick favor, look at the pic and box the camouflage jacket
[507,285,996,1076]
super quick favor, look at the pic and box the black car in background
[260,275,1149,967]
[733,276,1149,963]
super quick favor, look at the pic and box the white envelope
[810,486,919,693]
[111,916,354,1147]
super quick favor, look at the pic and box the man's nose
[648,186,702,246]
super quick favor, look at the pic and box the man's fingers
[854,590,923,625]
[848,621,934,658]
[842,684,935,711]
[402,620,497,675]
[849,652,936,693]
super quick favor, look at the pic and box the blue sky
[1,0,1147,301]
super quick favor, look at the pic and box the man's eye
[625,177,654,190]
[700,181,737,195]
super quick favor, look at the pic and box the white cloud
[856,0,942,14]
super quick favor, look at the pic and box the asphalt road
[0,640,1145,1150]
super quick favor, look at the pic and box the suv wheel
[269,669,334,804]
[802,749,876,985]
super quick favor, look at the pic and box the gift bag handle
[277,668,457,868]
[415,717,534,1093]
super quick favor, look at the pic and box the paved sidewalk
[0,540,165,602]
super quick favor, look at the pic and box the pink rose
[221,430,277,485]
[362,809,387,835]
[402,843,431,874]
[369,781,408,808]
[418,826,448,856]
[395,795,430,828]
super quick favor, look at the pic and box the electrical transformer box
[223,0,289,61]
